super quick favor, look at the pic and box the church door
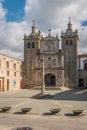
[45,74,56,86]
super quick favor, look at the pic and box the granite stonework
[23,20,79,89]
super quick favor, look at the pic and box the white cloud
[0,1,30,60]
[0,0,4,3]
[0,0,87,60]
[24,0,87,54]
[0,3,6,20]
[0,20,28,60]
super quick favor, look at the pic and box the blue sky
[0,0,87,60]
[1,0,87,26]
[2,0,25,22]
[82,20,87,27]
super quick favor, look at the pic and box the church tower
[61,18,79,88]
[23,21,41,88]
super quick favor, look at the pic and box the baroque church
[23,19,79,89]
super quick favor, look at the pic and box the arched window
[70,39,73,45]
[38,58,41,63]
[27,42,30,48]
[48,47,51,51]
[65,40,68,45]
[32,42,35,48]
[48,57,51,60]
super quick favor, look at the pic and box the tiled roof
[78,54,87,58]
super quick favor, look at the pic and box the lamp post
[41,54,45,95]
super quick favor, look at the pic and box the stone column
[41,55,45,95]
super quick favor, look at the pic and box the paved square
[0,88,87,130]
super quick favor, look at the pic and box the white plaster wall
[78,57,87,70]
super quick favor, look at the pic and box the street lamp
[41,54,45,95]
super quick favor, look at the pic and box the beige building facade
[0,54,22,92]
[23,20,79,89]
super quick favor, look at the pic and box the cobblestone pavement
[0,88,87,130]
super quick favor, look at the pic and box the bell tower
[61,18,79,88]
[23,21,41,88]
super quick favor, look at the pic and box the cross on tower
[69,17,71,23]
[48,29,51,36]
[33,20,35,26]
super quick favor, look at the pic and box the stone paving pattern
[0,88,87,130]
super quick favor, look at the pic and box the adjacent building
[0,54,22,92]
[78,54,87,87]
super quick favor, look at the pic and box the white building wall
[78,57,87,70]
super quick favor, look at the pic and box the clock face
[67,29,71,35]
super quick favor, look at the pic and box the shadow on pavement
[31,88,87,101]
[14,111,27,114]
[64,113,85,117]
[54,88,87,101]
[31,93,54,99]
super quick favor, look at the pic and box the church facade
[23,20,79,89]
